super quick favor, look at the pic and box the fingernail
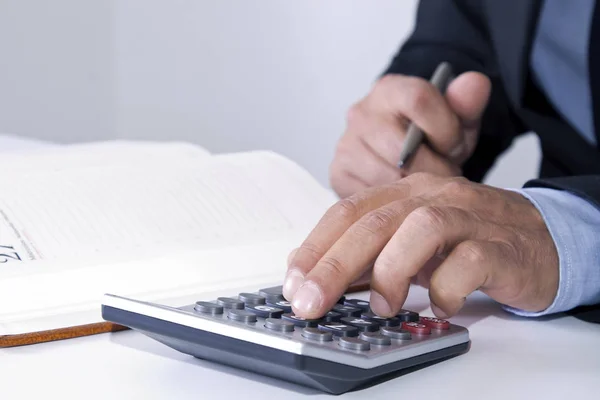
[431,302,449,319]
[370,290,392,317]
[291,281,322,314]
[283,269,304,300]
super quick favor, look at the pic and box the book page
[0,149,336,278]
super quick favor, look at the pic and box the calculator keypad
[188,285,456,355]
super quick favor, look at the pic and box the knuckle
[330,196,361,220]
[405,79,433,116]
[410,205,447,232]
[441,177,471,196]
[318,256,347,280]
[356,207,399,236]
[457,241,488,265]
[345,102,366,125]
[405,171,435,185]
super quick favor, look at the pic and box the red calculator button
[420,316,450,330]
[402,322,431,335]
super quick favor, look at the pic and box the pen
[397,62,455,168]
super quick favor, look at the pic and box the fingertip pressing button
[281,313,320,328]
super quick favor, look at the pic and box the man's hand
[330,71,492,198]
[283,173,559,319]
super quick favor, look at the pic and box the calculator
[101,286,470,394]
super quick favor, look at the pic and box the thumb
[445,71,491,160]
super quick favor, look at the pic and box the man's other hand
[283,174,559,319]
[330,71,492,198]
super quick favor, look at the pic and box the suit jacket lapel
[485,0,542,107]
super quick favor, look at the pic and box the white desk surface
[1,134,599,400]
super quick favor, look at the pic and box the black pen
[397,62,455,168]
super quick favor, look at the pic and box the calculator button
[402,322,431,335]
[344,299,370,311]
[301,327,333,342]
[264,318,295,333]
[332,304,362,317]
[246,305,284,319]
[420,316,450,330]
[281,313,320,328]
[359,332,392,346]
[396,309,420,322]
[193,301,224,315]
[238,293,266,305]
[227,309,257,323]
[360,311,401,327]
[338,336,370,351]
[317,322,359,337]
[336,295,346,304]
[380,326,412,340]
[258,286,285,303]
[340,317,380,332]
[217,297,245,309]
[267,300,292,313]
[323,311,342,322]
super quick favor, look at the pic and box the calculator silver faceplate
[103,294,469,369]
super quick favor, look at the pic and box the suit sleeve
[381,0,527,182]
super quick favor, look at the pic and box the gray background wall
[0,0,540,189]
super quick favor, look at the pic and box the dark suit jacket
[383,0,600,322]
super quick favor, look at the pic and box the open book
[0,140,362,347]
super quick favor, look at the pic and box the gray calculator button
[301,327,333,342]
[396,309,419,322]
[264,318,295,332]
[217,297,245,309]
[359,332,391,346]
[281,313,320,327]
[332,304,362,317]
[344,299,370,311]
[380,326,411,340]
[338,336,371,351]
[267,300,292,313]
[193,301,223,315]
[340,317,380,332]
[361,311,400,327]
[238,293,266,305]
[227,309,257,323]
[258,286,285,302]
[246,304,284,318]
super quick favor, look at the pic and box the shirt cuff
[502,187,600,317]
